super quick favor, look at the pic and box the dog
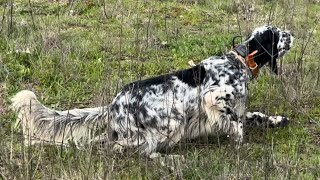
[11,25,294,158]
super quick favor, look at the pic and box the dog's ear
[269,58,278,74]
[269,27,280,74]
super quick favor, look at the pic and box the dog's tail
[10,90,110,146]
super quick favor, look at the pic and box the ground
[0,0,320,179]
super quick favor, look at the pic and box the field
[0,0,320,179]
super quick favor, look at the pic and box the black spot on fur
[122,65,206,92]
[144,117,158,128]
[136,120,146,129]
[112,131,118,141]
[226,107,232,114]
[229,76,235,84]
[111,103,120,112]
[276,117,289,127]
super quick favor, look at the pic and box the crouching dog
[11,25,293,160]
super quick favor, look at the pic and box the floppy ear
[269,27,280,74]
[269,58,278,74]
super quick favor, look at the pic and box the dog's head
[245,25,294,74]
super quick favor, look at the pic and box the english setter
[11,25,294,158]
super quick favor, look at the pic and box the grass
[0,0,320,179]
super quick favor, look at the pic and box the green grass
[1,0,320,179]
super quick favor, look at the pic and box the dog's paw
[268,116,289,127]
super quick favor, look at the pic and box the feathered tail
[10,90,109,146]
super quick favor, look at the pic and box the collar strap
[230,50,259,78]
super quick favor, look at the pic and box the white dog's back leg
[203,85,245,143]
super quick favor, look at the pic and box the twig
[28,0,36,30]
[233,1,241,35]
[102,0,108,19]
[267,2,275,25]
[0,3,6,34]
[7,0,13,36]
[0,173,8,180]
[110,0,120,19]
[146,6,154,50]
[297,10,319,72]
[68,0,75,16]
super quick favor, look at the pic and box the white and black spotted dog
[11,25,294,158]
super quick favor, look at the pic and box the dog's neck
[230,44,260,78]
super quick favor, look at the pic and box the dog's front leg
[245,112,289,128]
[203,86,244,145]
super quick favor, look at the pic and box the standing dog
[11,25,294,157]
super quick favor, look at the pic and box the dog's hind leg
[245,112,289,128]
[203,85,244,144]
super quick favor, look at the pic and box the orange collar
[230,50,259,78]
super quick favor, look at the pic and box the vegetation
[0,0,319,179]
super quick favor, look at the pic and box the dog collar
[187,48,260,78]
[231,36,260,78]
[230,49,259,78]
